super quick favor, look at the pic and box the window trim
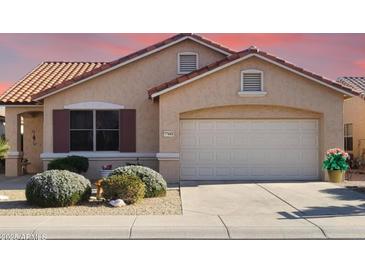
[240,69,264,92]
[344,123,353,152]
[70,109,120,152]
[177,52,199,75]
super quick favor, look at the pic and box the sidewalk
[2,214,365,239]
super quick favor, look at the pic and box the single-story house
[0,33,358,182]
[338,77,365,159]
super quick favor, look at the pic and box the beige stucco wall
[43,39,225,154]
[4,106,43,176]
[159,56,345,182]
[344,96,365,157]
[38,39,225,178]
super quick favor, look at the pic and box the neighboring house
[0,107,5,138]
[338,77,365,159]
[0,33,357,182]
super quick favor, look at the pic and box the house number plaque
[163,130,175,138]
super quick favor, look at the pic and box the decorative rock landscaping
[0,189,181,216]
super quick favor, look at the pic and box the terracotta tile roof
[0,61,105,104]
[148,47,358,98]
[31,33,235,101]
[337,77,365,94]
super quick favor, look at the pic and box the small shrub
[322,148,350,171]
[48,156,89,174]
[0,138,10,159]
[25,170,91,207]
[102,174,145,204]
[109,166,167,198]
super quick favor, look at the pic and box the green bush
[109,165,167,198]
[25,170,92,207]
[48,156,89,174]
[322,148,350,171]
[102,174,145,204]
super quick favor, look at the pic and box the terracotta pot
[327,170,345,183]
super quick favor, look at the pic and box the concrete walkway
[2,213,365,239]
[179,181,365,239]
[1,180,365,239]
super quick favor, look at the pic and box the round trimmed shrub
[48,155,89,174]
[101,174,145,205]
[109,166,167,198]
[25,170,92,207]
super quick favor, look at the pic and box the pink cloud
[0,82,11,95]
[1,33,365,88]
[355,59,365,69]
[204,33,306,50]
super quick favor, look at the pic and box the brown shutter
[53,109,70,153]
[119,109,136,152]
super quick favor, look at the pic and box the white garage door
[180,119,319,180]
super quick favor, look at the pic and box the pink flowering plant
[322,148,349,171]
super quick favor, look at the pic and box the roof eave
[32,35,235,101]
[150,53,357,99]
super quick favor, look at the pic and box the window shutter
[119,109,136,152]
[179,54,198,74]
[242,72,262,91]
[53,109,70,153]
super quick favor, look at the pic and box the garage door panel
[302,134,319,147]
[216,151,232,161]
[180,134,197,147]
[198,135,214,146]
[216,134,233,146]
[300,120,318,131]
[301,149,318,163]
[180,120,196,131]
[198,120,215,130]
[180,119,319,180]
[198,167,214,176]
[180,151,197,161]
[198,151,214,161]
[216,167,231,176]
[233,121,251,130]
[216,120,234,130]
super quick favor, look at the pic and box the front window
[70,110,119,151]
[344,123,353,152]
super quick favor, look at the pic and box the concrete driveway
[180,181,365,238]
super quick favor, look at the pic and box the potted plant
[100,164,113,178]
[322,148,349,183]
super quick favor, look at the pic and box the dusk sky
[1,33,365,94]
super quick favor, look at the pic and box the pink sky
[0,33,365,94]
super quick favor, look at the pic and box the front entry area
[180,119,319,180]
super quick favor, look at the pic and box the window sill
[40,152,156,160]
[177,71,191,75]
[238,91,267,97]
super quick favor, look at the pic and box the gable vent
[242,71,263,92]
[178,53,198,74]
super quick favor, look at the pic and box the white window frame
[70,109,120,152]
[238,69,267,97]
[344,123,353,152]
[177,52,199,75]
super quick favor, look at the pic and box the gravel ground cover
[0,189,182,216]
